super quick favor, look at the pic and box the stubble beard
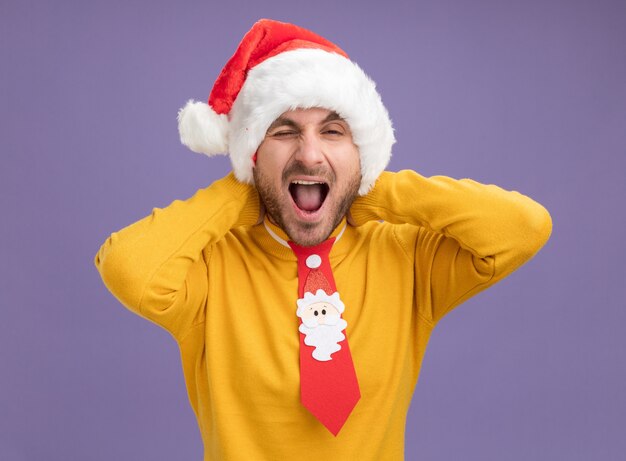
[253,163,360,247]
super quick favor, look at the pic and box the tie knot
[289,238,336,297]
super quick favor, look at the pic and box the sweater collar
[263,219,347,248]
[251,217,352,261]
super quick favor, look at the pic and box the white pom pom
[177,100,229,155]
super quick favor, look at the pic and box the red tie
[289,238,361,436]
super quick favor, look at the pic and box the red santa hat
[177,19,395,195]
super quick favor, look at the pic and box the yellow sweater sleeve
[349,170,552,323]
[94,173,260,338]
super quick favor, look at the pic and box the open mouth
[289,180,329,212]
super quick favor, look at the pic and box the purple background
[2,0,625,459]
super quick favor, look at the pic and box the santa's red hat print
[177,19,395,195]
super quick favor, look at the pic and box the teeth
[291,180,325,185]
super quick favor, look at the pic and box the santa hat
[177,19,395,195]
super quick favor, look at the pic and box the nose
[294,131,324,167]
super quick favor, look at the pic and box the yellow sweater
[95,170,551,460]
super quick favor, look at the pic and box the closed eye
[322,122,348,137]
[270,130,298,137]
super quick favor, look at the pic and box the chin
[284,214,340,247]
[289,228,331,247]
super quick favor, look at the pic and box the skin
[252,108,361,247]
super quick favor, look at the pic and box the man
[95,19,551,460]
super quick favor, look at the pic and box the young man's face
[253,107,361,247]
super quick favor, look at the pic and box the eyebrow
[266,111,344,133]
[322,111,343,123]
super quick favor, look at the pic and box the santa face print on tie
[296,290,348,361]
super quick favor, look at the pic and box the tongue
[292,184,323,211]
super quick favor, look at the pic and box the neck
[263,218,348,248]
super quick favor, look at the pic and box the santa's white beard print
[299,319,347,361]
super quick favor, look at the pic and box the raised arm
[94,173,259,338]
[349,170,552,323]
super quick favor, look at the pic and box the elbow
[94,233,120,283]
[531,202,552,245]
[519,201,552,259]
[94,233,143,311]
